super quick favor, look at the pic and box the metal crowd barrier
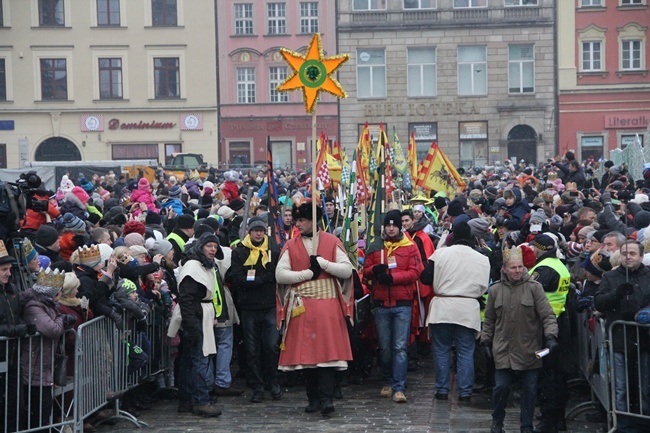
[2,310,175,433]
[607,320,650,433]
[567,312,611,427]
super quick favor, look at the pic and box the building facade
[558,0,650,162]
[216,0,338,171]
[337,0,556,169]
[0,0,218,169]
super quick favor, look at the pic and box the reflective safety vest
[212,270,222,318]
[529,257,570,317]
[166,232,186,252]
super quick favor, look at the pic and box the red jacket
[363,238,423,307]
[21,193,60,231]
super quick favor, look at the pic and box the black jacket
[0,282,23,337]
[229,237,280,310]
[75,265,116,318]
[594,264,650,352]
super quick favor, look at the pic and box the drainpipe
[553,0,559,158]
[215,0,222,169]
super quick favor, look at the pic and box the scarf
[242,235,270,268]
[384,234,414,257]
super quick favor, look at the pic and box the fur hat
[292,199,323,222]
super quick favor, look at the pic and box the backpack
[0,180,24,231]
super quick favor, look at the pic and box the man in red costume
[275,200,354,416]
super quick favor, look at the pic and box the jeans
[613,351,650,433]
[430,323,475,397]
[178,331,214,406]
[240,307,280,392]
[492,369,539,431]
[374,306,411,392]
[213,326,234,388]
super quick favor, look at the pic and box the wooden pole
[311,111,318,254]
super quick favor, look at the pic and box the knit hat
[38,255,51,269]
[151,239,173,257]
[0,240,16,265]
[467,218,490,238]
[520,245,537,268]
[634,211,650,230]
[80,178,94,193]
[169,175,177,185]
[217,206,235,220]
[22,238,37,265]
[580,250,612,278]
[176,214,195,229]
[129,245,148,257]
[98,243,113,265]
[529,209,547,225]
[446,199,464,217]
[119,279,138,295]
[124,232,145,247]
[452,221,473,242]
[78,245,101,268]
[71,186,90,204]
[229,198,245,211]
[32,267,65,298]
[168,185,182,198]
[469,189,483,203]
[63,212,86,231]
[123,222,145,238]
[61,272,81,298]
[145,211,162,225]
[247,216,267,232]
[549,215,563,230]
[566,241,584,258]
[35,225,59,248]
[194,224,214,239]
[532,233,556,251]
[383,210,403,230]
[434,196,448,210]
[138,178,150,190]
[578,226,596,239]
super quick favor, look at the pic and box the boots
[192,404,222,417]
[533,419,558,433]
[489,420,504,433]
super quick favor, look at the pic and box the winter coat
[221,181,240,202]
[503,192,531,231]
[481,272,558,370]
[75,265,117,319]
[59,192,87,220]
[0,282,24,337]
[21,192,60,231]
[130,186,158,216]
[229,237,280,311]
[554,162,586,189]
[20,290,65,386]
[161,198,185,216]
[58,300,93,375]
[363,236,423,307]
[594,264,650,353]
[184,180,201,200]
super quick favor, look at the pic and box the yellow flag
[391,129,408,174]
[407,132,418,182]
[416,142,466,197]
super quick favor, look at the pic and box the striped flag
[266,136,285,248]
[316,132,331,189]
[416,141,466,196]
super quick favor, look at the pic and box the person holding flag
[363,210,423,403]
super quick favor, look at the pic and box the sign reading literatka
[604,114,650,129]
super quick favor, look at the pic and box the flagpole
[311,111,318,254]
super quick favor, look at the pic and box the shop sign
[459,121,488,140]
[409,123,437,141]
[80,115,104,132]
[0,120,15,130]
[605,114,650,129]
[108,118,176,130]
[581,136,603,147]
[180,114,203,131]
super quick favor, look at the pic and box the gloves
[108,309,124,331]
[309,255,321,280]
[576,296,593,313]
[262,272,275,284]
[63,314,77,328]
[615,283,634,298]
[13,324,29,338]
[377,273,393,286]
[481,342,493,360]
[25,324,37,335]
[545,335,559,354]
[601,192,612,206]
[372,264,388,276]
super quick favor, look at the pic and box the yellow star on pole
[277,33,349,114]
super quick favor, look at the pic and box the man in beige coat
[480,247,558,433]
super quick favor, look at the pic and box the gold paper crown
[22,238,35,258]
[36,267,65,289]
[78,245,101,265]
[566,182,577,191]
[0,240,8,259]
[502,246,523,263]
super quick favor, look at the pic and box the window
[0,59,5,100]
[40,59,67,100]
[621,40,642,70]
[39,0,65,26]
[97,0,120,26]
[505,0,538,5]
[404,0,436,8]
[581,136,603,160]
[300,2,318,34]
[99,58,122,99]
[235,3,253,35]
[407,47,436,97]
[112,144,158,160]
[457,46,487,96]
[229,141,251,166]
[237,67,256,103]
[580,0,602,5]
[621,134,643,149]
[621,0,643,5]
[353,0,387,10]
[357,49,386,98]
[154,58,180,99]
[267,3,286,35]
[165,143,182,165]
[453,0,487,8]
[581,41,602,71]
[269,66,288,102]
[0,0,4,27]
[508,44,534,94]
[152,0,177,26]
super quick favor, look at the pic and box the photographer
[19,171,59,241]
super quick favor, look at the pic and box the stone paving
[100,358,608,433]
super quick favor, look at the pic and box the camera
[15,171,50,212]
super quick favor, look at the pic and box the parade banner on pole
[266,136,285,248]
[416,141,466,197]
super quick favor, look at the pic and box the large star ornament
[277,33,349,114]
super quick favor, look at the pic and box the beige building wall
[337,0,557,167]
[0,0,218,169]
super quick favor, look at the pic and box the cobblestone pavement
[99,358,608,433]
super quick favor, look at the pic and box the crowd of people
[0,152,649,432]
